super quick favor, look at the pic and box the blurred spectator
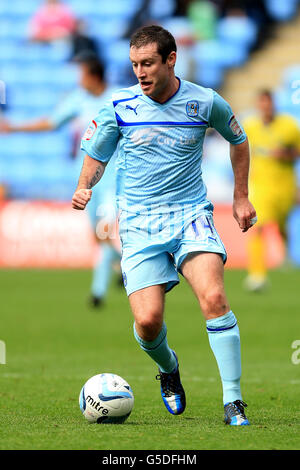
[28,0,76,43]
[69,19,99,61]
[123,0,152,39]
[0,52,121,307]
[243,90,300,291]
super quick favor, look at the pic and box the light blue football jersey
[81,78,246,219]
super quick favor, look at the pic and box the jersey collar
[139,77,182,107]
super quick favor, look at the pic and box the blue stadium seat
[2,63,79,90]
[264,0,299,21]
[161,16,195,41]
[103,39,133,86]
[50,64,79,89]
[149,0,176,19]
[0,0,40,17]
[193,39,248,70]
[195,64,224,89]
[0,134,22,158]
[217,15,257,51]
[88,17,127,41]
[8,86,58,110]
[66,0,101,17]
[0,64,21,85]
[274,87,300,121]
[161,17,198,80]
[0,130,72,162]
[274,65,300,119]
[281,64,300,89]
[94,0,142,19]
[0,18,29,41]
[25,160,77,200]
[1,156,76,200]
[15,42,72,65]
[0,40,21,63]
[0,134,33,158]
[68,0,140,21]
[274,87,294,113]
[29,133,72,160]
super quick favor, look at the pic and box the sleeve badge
[82,119,97,141]
[229,115,243,136]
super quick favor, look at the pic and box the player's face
[130,43,176,100]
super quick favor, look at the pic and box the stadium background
[0,0,300,269]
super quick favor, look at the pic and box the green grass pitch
[0,267,299,450]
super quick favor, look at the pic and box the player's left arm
[230,139,257,232]
[209,91,256,232]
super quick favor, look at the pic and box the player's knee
[200,289,229,318]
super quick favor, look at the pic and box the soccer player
[0,52,120,307]
[243,90,300,291]
[72,25,256,425]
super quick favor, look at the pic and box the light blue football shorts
[119,209,227,296]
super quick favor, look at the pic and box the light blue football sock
[133,322,177,373]
[91,243,116,298]
[206,311,242,405]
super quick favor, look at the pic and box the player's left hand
[233,197,257,233]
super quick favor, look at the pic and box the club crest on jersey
[83,120,97,141]
[229,115,243,136]
[186,100,199,117]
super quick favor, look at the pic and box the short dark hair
[130,25,177,63]
[74,51,105,81]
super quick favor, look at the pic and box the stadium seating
[264,0,299,21]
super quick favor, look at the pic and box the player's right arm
[72,154,106,210]
[72,98,120,211]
